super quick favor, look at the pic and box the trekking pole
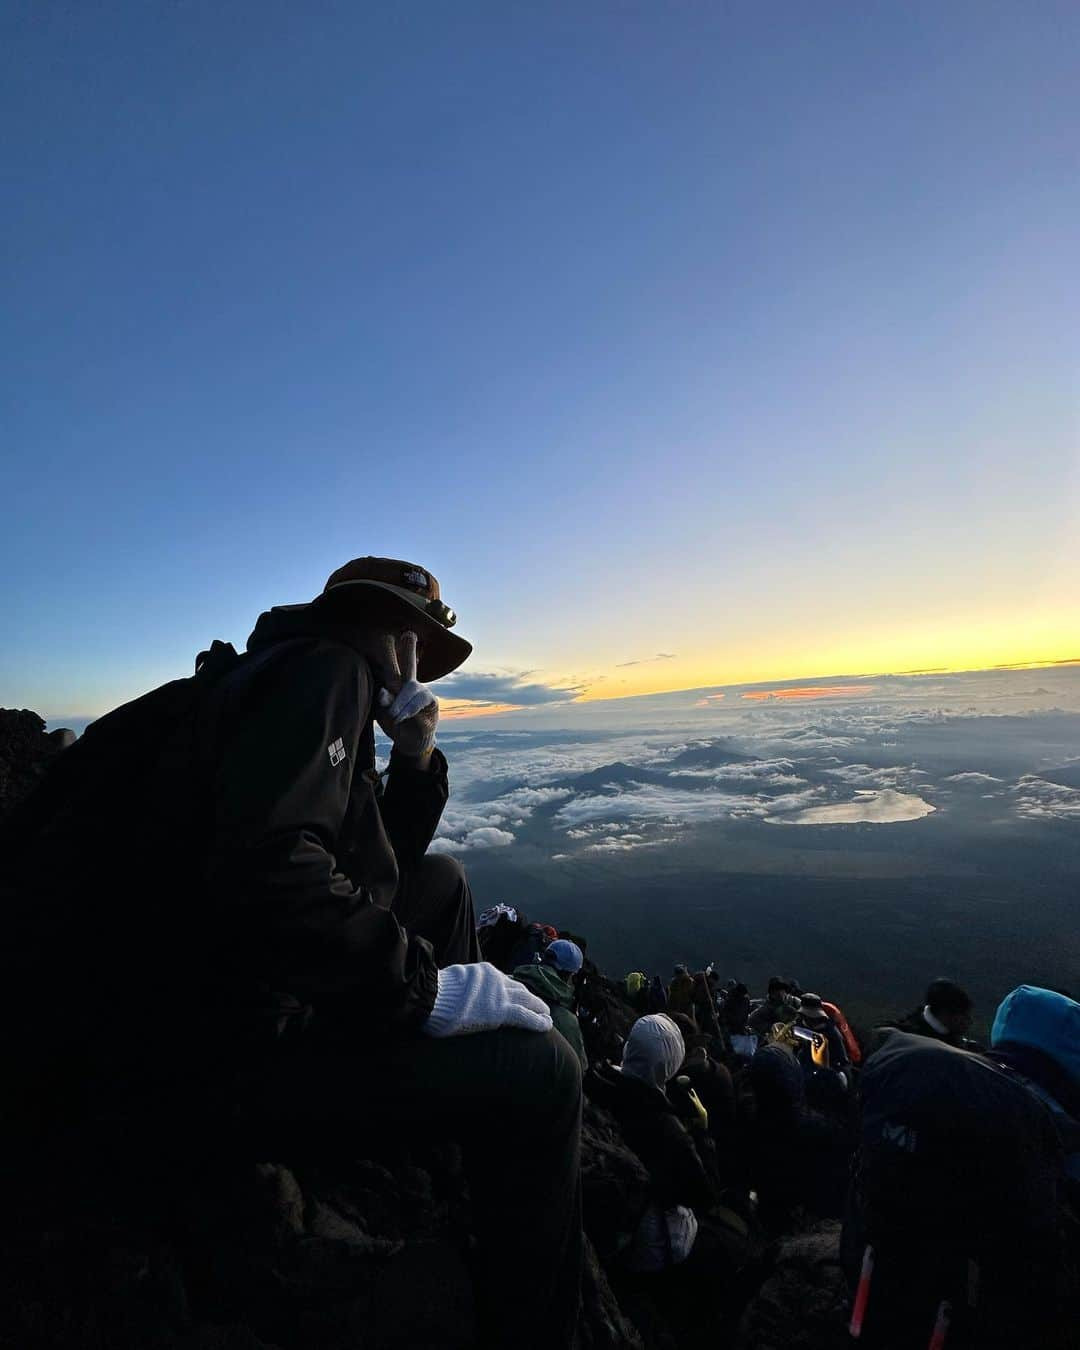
[927,1300,951,1350]
[849,1245,874,1339]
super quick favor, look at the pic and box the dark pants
[240,854,583,1350]
[393,852,482,967]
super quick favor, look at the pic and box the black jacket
[851,1031,1064,1247]
[748,997,791,1037]
[587,1064,720,1213]
[3,602,450,1115]
[680,1047,736,1145]
[203,604,447,1050]
[878,1008,975,1051]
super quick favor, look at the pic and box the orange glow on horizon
[741,684,872,702]
[440,700,521,720]
[575,639,1080,705]
[438,651,1079,718]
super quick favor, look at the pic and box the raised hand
[375,630,439,760]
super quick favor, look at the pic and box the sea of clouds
[414,665,1080,857]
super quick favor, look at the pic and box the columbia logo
[328,737,346,767]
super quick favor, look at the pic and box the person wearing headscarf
[587,1015,718,1271]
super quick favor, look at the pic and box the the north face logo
[328,737,346,767]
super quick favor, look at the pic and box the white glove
[376,631,439,758]
[423,962,553,1038]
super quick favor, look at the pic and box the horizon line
[33,653,1080,727]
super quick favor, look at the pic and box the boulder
[1,1148,475,1350]
[579,1235,645,1350]
[0,707,72,817]
[734,1220,849,1350]
[1,1125,655,1349]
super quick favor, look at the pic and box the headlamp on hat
[315,556,471,682]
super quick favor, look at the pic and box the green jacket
[513,963,588,1071]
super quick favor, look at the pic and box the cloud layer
[421,677,1080,854]
[1012,776,1080,821]
[437,670,584,708]
[431,784,573,853]
[616,653,677,668]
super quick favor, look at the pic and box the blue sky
[3,2,1077,721]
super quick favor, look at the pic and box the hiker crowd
[3,555,1078,1350]
[486,911,1079,1348]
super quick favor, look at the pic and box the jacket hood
[622,1014,685,1089]
[992,985,1080,1093]
[246,604,378,662]
[513,963,573,1009]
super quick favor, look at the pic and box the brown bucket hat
[313,556,472,682]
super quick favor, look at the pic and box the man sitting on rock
[9,556,584,1350]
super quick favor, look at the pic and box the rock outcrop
[0,708,73,816]
[2,1125,654,1348]
[734,1221,848,1350]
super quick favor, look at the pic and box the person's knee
[495,1027,581,1126]
[552,1027,583,1098]
[415,851,467,899]
[539,1028,583,1129]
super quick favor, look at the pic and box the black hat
[925,978,973,1016]
[797,992,829,1025]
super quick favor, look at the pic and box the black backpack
[1,640,244,891]
[844,1032,1067,1347]
[1,640,260,1136]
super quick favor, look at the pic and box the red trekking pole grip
[849,1245,874,1339]
[927,1300,951,1350]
